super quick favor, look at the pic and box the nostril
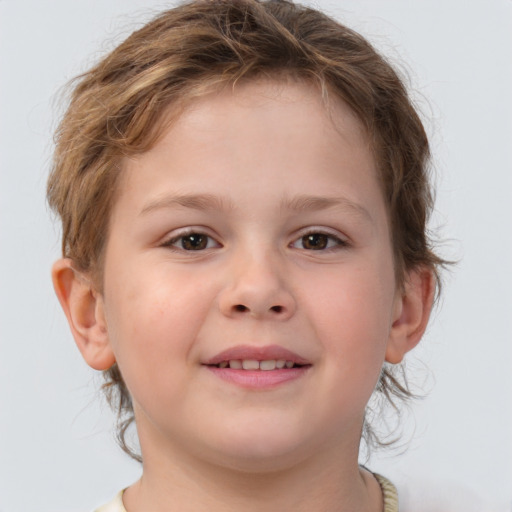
[230,304,287,315]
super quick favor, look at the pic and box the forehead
[170,78,371,156]
[124,79,372,172]
[114,79,382,223]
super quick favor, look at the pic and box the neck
[123,435,382,512]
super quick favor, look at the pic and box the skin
[53,79,433,511]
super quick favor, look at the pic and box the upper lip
[203,345,311,366]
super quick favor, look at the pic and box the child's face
[97,80,403,469]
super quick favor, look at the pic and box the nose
[218,252,297,321]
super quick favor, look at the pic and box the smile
[212,359,303,370]
[203,345,311,389]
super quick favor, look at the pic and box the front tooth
[276,360,286,369]
[229,360,242,369]
[260,360,276,371]
[285,361,294,368]
[242,359,260,370]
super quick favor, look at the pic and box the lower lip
[205,366,310,389]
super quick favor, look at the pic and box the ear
[386,267,435,364]
[52,258,116,371]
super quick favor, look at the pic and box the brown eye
[291,232,346,251]
[301,233,329,250]
[180,233,209,250]
[163,231,221,252]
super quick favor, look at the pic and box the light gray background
[1,1,511,511]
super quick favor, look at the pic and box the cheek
[102,262,215,376]
[304,260,395,371]
[101,265,215,414]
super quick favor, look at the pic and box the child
[47,0,445,510]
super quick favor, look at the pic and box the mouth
[208,359,306,370]
[202,345,311,388]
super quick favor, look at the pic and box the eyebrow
[140,193,233,216]
[283,195,373,222]
[139,192,372,222]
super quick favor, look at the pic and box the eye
[163,232,220,251]
[292,232,346,251]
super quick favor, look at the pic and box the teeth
[218,359,297,370]
[242,359,260,370]
[260,360,276,371]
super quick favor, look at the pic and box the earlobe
[51,258,116,371]
[385,268,435,364]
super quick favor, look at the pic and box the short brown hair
[48,0,446,460]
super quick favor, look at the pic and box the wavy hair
[48,0,447,460]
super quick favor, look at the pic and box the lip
[202,345,311,389]
[206,366,310,389]
[203,344,310,366]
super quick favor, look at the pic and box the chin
[199,422,316,473]
[211,446,312,474]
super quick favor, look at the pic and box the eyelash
[161,229,349,252]
[290,230,348,251]
[161,230,220,251]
